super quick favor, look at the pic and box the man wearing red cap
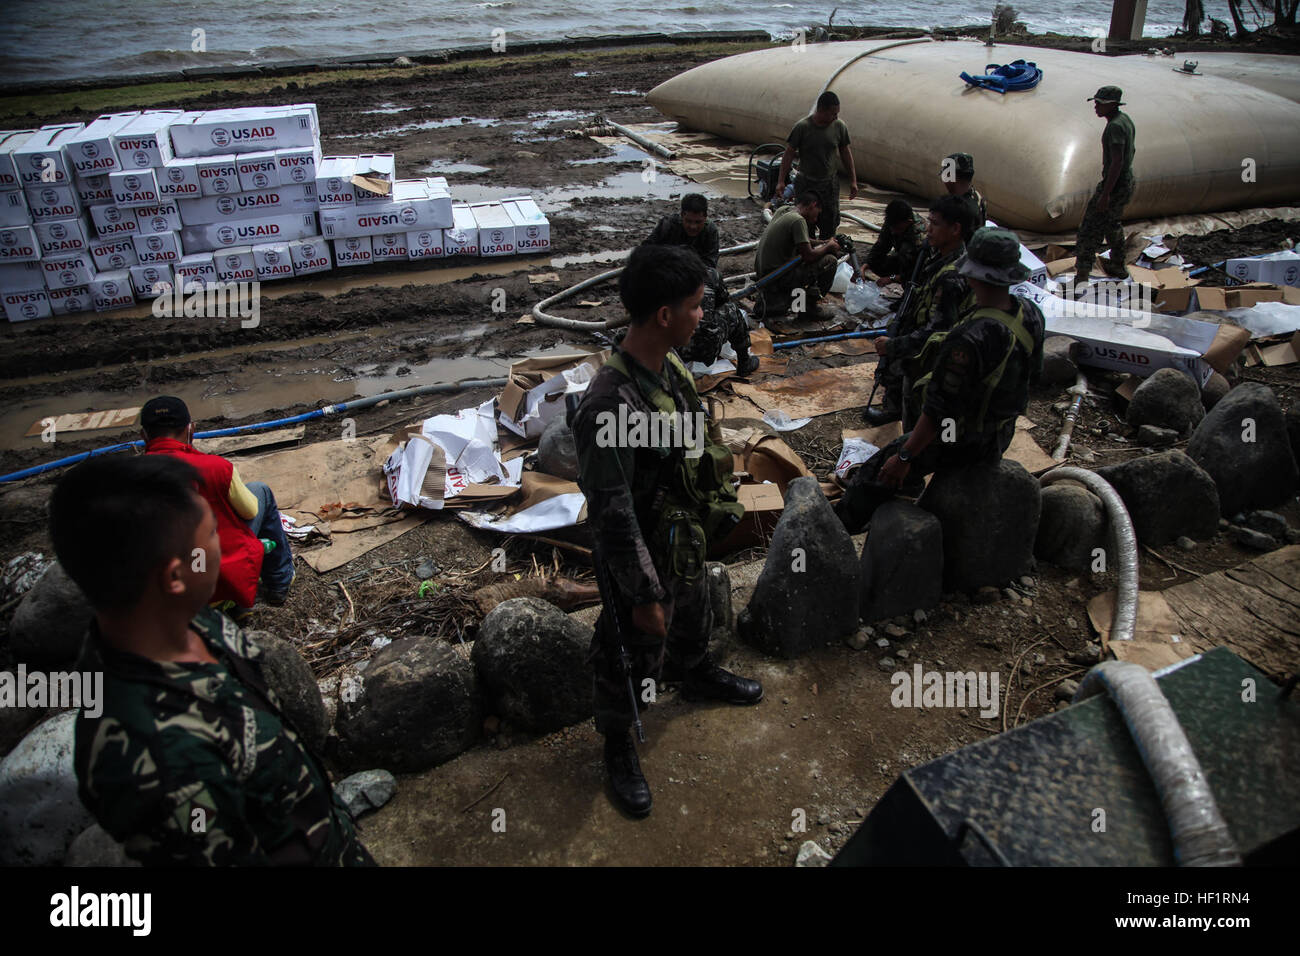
[141,396,294,613]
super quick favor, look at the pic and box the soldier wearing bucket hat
[836,227,1045,532]
[1073,86,1137,291]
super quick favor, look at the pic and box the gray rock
[1126,368,1204,436]
[1244,510,1288,540]
[739,478,860,658]
[877,656,896,671]
[1201,372,1230,411]
[1136,424,1179,447]
[1233,527,1279,551]
[1187,383,1299,516]
[335,636,482,773]
[796,840,833,867]
[0,685,49,760]
[920,460,1040,592]
[0,711,94,865]
[65,823,138,867]
[844,628,870,651]
[471,597,590,733]
[858,502,942,624]
[1174,535,1197,551]
[1054,679,1080,702]
[9,562,93,667]
[536,414,579,481]
[1,551,50,604]
[1040,335,1079,388]
[334,769,397,817]
[245,630,329,754]
[1096,450,1220,546]
[1036,482,1110,571]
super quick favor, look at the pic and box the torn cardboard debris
[1087,589,1195,672]
[383,399,523,510]
[457,471,586,534]
[731,362,877,419]
[498,350,606,440]
[25,406,139,437]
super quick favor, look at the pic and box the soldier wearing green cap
[941,152,987,231]
[837,227,1045,532]
[1073,86,1137,290]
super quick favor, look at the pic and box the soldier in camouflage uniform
[865,195,976,427]
[570,244,763,817]
[941,152,986,234]
[51,454,373,866]
[838,228,1045,533]
[864,199,926,284]
[643,193,721,269]
[676,266,760,375]
[1073,86,1137,290]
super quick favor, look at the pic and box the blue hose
[772,329,886,350]
[960,59,1043,94]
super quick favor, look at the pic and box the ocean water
[0,0,1241,85]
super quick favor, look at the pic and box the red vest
[145,437,263,608]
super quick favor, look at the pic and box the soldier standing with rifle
[569,244,763,818]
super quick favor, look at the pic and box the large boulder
[471,597,590,733]
[1201,372,1230,411]
[920,460,1040,591]
[859,502,943,623]
[1039,335,1080,388]
[245,630,329,755]
[1125,368,1204,436]
[1186,383,1299,516]
[65,823,137,867]
[0,711,94,865]
[335,636,481,773]
[739,477,860,658]
[8,562,93,667]
[536,415,579,481]
[1035,482,1110,571]
[1095,450,1219,545]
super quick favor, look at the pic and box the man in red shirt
[141,396,294,612]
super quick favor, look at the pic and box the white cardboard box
[168,105,318,157]
[109,168,160,207]
[0,131,38,191]
[42,251,96,290]
[445,203,479,256]
[65,113,140,177]
[35,217,91,256]
[0,225,40,261]
[0,261,45,292]
[111,111,182,169]
[129,263,174,297]
[89,270,136,311]
[252,241,294,281]
[177,184,318,225]
[74,172,115,206]
[89,203,139,238]
[236,151,280,192]
[3,286,51,321]
[196,155,241,196]
[288,236,332,276]
[471,201,517,256]
[319,180,452,238]
[134,201,182,234]
[352,154,396,204]
[47,284,93,315]
[176,252,217,288]
[275,145,321,186]
[158,158,202,199]
[12,124,85,188]
[180,212,319,253]
[501,195,550,254]
[372,232,408,261]
[1226,253,1300,288]
[25,183,81,221]
[214,246,256,283]
[316,156,357,207]
[333,236,372,266]
[407,229,446,260]
[131,230,181,264]
[0,190,29,227]
[89,235,138,271]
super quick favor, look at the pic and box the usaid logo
[142,267,162,283]
[21,302,39,319]
[213,178,231,193]
[150,217,167,232]
[81,142,100,158]
[345,239,363,251]
[265,249,280,265]
[28,153,47,171]
[490,229,505,243]
[124,175,142,191]
[167,168,185,183]
[216,197,236,216]
[40,188,59,204]
[57,271,76,287]
[416,234,432,247]
[103,279,120,295]
[108,254,126,269]
[210,128,231,148]
[287,167,306,182]
[252,172,271,189]
[1232,263,1250,278]
[50,223,68,240]
[217,226,235,245]
[1,232,16,247]
[398,208,417,226]
[224,255,242,270]
[1284,265,1298,284]
[145,236,163,251]
[526,226,540,239]
[326,178,344,192]
[130,151,150,168]
[105,207,122,223]
[298,243,315,258]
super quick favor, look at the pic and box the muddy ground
[1,38,1298,866]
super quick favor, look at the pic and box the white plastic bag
[845,279,887,316]
[830,260,854,295]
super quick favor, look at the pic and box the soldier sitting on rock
[837,227,1045,533]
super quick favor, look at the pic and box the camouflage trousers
[760,255,837,312]
[794,175,840,239]
[1074,180,1134,281]
[590,563,712,736]
[679,303,752,366]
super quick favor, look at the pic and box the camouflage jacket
[866,213,926,280]
[889,243,973,361]
[644,214,721,269]
[74,606,373,867]
[958,186,987,232]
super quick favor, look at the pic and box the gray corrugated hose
[1072,661,1243,867]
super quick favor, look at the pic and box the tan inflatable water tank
[646,39,1300,231]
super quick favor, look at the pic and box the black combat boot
[735,345,761,376]
[863,403,901,426]
[604,731,652,817]
[682,654,764,705]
